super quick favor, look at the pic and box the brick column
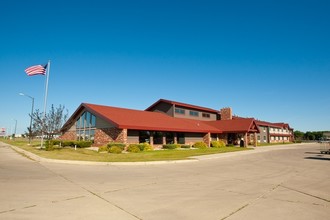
[162,134,166,145]
[149,133,154,146]
[174,133,177,144]
[244,133,248,147]
[203,132,211,147]
[122,129,128,144]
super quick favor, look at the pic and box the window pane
[202,113,210,118]
[90,129,95,141]
[91,115,96,127]
[175,108,185,114]
[189,110,198,117]
[86,112,91,127]
[76,117,81,129]
[81,112,86,128]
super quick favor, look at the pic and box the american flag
[25,64,47,76]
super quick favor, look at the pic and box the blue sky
[1,0,329,134]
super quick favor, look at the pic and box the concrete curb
[4,142,314,166]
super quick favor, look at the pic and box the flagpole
[41,60,51,148]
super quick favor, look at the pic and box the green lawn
[1,138,251,162]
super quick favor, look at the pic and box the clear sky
[1,0,329,134]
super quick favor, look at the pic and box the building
[145,99,219,121]
[255,120,294,143]
[145,99,260,146]
[60,99,293,147]
[323,132,330,141]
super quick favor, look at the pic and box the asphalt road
[0,142,329,220]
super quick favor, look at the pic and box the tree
[294,130,304,141]
[31,104,68,140]
[304,131,315,140]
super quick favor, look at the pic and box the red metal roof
[82,103,221,133]
[255,120,292,129]
[145,99,219,114]
[205,118,260,133]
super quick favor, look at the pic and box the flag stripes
[25,64,47,76]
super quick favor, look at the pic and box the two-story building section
[255,121,294,143]
[145,99,220,121]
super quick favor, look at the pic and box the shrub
[62,141,74,147]
[180,144,191,149]
[127,144,141,153]
[74,141,92,148]
[163,144,180,149]
[211,140,226,148]
[52,140,61,145]
[138,143,153,151]
[108,146,122,154]
[98,145,108,152]
[107,142,126,150]
[226,144,234,147]
[45,140,55,151]
[193,142,208,149]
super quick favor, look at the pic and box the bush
[163,144,181,149]
[98,145,108,152]
[62,141,74,147]
[45,140,55,151]
[74,141,92,148]
[211,140,226,148]
[226,144,234,147]
[108,146,122,154]
[193,142,208,149]
[52,140,62,145]
[107,142,126,150]
[127,144,141,153]
[138,143,153,151]
[180,144,191,149]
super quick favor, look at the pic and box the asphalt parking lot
[0,142,329,220]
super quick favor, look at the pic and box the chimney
[220,107,232,120]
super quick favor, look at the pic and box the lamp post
[19,93,34,143]
[13,119,17,139]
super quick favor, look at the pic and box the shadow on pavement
[304,156,330,161]
[304,151,322,154]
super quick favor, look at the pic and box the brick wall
[94,128,127,146]
[220,107,232,120]
[59,131,76,141]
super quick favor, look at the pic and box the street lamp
[13,119,17,139]
[19,93,34,143]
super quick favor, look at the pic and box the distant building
[323,132,330,140]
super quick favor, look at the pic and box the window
[76,111,96,141]
[175,108,185,114]
[177,133,185,144]
[202,113,210,118]
[189,110,199,117]
[263,136,266,141]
